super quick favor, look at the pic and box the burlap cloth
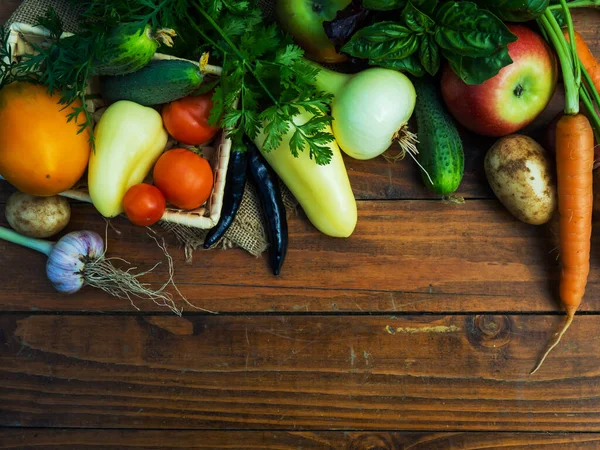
[6,0,297,261]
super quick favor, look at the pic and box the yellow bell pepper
[254,109,357,238]
[88,100,168,218]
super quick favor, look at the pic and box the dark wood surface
[3,1,600,448]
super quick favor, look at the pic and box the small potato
[484,134,556,225]
[5,192,71,238]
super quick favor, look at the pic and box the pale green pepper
[254,109,357,238]
[88,100,168,218]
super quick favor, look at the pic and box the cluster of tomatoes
[123,92,219,226]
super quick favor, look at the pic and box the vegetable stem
[560,0,581,87]
[539,12,579,114]
[304,59,351,97]
[548,0,600,9]
[580,85,600,144]
[581,63,600,110]
[0,226,54,256]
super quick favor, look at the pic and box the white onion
[313,64,417,160]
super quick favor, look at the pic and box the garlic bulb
[46,231,104,294]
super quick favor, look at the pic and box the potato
[484,134,557,225]
[5,192,71,238]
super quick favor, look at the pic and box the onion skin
[329,68,416,160]
[46,231,104,294]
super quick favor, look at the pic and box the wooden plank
[1,200,600,313]
[2,430,600,449]
[2,314,600,431]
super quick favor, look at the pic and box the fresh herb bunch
[185,1,336,165]
[75,0,336,164]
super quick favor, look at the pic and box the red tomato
[123,184,166,226]
[153,148,214,210]
[161,92,220,145]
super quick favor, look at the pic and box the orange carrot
[531,113,594,374]
[562,29,600,95]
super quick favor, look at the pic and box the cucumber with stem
[100,59,204,106]
[413,76,465,196]
[92,23,176,76]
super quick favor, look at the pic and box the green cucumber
[100,59,204,106]
[414,76,464,196]
[92,23,175,76]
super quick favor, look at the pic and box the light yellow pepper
[88,100,168,217]
[254,109,357,238]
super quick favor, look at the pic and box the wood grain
[1,199,599,314]
[2,430,600,449]
[2,314,600,431]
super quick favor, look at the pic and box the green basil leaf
[435,2,517,57]
[341,21,419,60]
[363,0,407,11]
[411,0,437,15]
[370,53,425,77]
[402,1,435,33]
[419,34,440,75]
[442,46,513,85]
[470,0,549,22]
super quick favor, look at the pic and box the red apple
[440,24,557,137]
[276,0,351,64]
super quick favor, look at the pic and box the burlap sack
[6,0,298,260]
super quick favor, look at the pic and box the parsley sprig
[186,1,336,165]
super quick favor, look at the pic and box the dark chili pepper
[244,135,288,276]
[203,145,248,249]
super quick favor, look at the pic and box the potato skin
[5,192,71,238]
[484,134,557,225]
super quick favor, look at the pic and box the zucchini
[92,23,173,76]
[100,59,204,106]
[414,76,464,196]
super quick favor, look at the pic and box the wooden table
[3,2,600,449]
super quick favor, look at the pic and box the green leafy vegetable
[402,2,435,33]
[341,21,418,60]
[419,34,440,75]
[434,2,517,57]
[371,53,425,77]
[339,0,517,84]
[442,46,513,85]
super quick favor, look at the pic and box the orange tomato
[0,82,91,196]
[153,148,214,210]
[161,92,220,145]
